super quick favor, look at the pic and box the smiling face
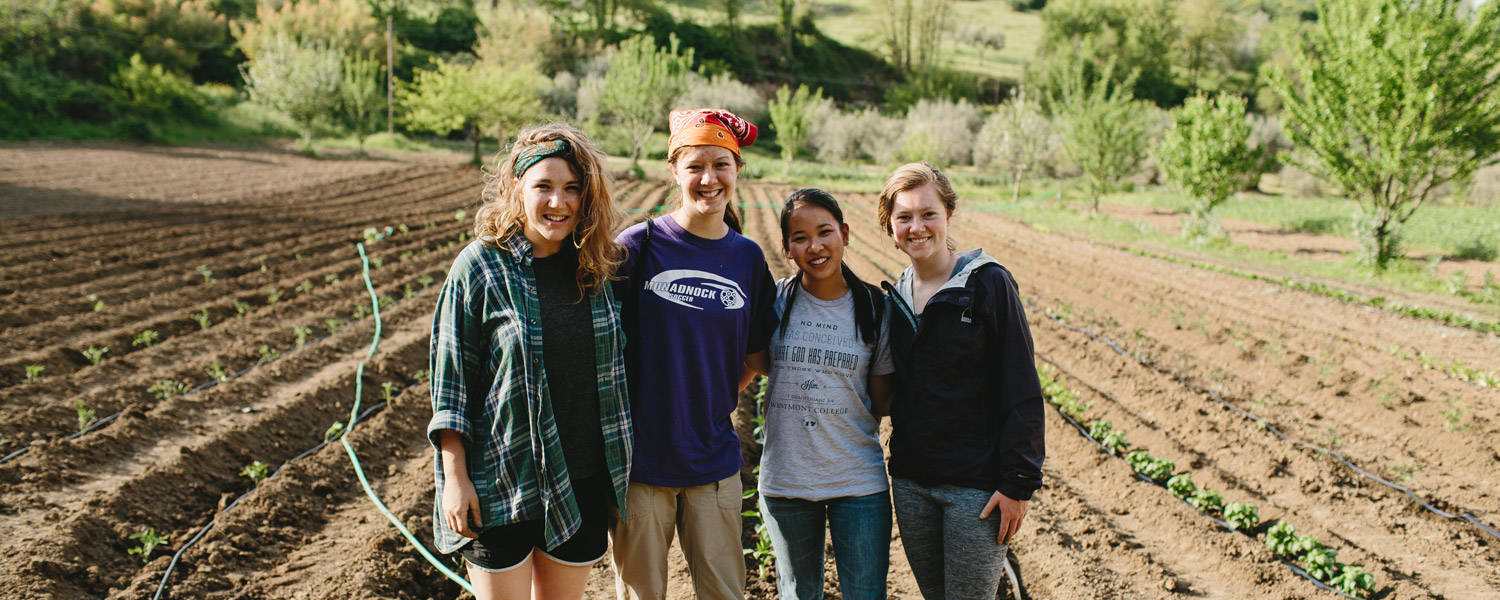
[890,183,951,263]
[784,204,849,285]
[670,145,740,218]
[515,157,581,257]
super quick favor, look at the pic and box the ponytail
[723,201,743,234]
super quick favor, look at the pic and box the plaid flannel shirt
[427,236,632,554]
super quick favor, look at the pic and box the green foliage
[265,287,283,304]
[1330,565,1375,598]
[1303,546,1339,582]
[380,381,399,402]
[295,280,316,295]
[75,398,97,432]
[1166,473,1196,499]
[1269,0,1500,271]
[1440,397,1471,432]
[1125,450,1175,481]
[325,318,345,335]
[1051,59,1152,212]
[883,67,981,112]
[196,264,216,284]
[1032,0,1184,106]
[193,308,212,331]
[976,88,1054,202]
[206,360,229,383]
[767,84,824,176]
[240,460,271,485]
[111,54,212,135]
[149,379,189,400]
[133,329,160,348]
[294,326,311,348]
[1223,502,1259,531]
[87,294,106,312]
[1086,419,1131,456]
[1186,487,1223,513]
[1265,521,1298,556]
[257,345,280,365]
[23,365,45,385]
[400,57,544,165]
[128,529,168,564]
[1156,94,1257,241]
[339,54,385,155]
[241,35,346,152]
[600,34,695,170]
[234,299,252,318]
[233,0,383,62]
[82,346,109,365]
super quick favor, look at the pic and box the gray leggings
[892,478,1009,600]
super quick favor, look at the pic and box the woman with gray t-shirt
[746,189,895,600]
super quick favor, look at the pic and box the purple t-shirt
[615,215,777,487]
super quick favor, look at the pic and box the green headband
[514,139,573,178]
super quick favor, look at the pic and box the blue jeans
[760,491,893,600]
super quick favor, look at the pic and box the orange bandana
[667,109,758,158]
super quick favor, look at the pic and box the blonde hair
[876,161,959,252]
[477,122,624,293]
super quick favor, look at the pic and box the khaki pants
[610,474,745,600]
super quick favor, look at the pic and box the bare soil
[0,145,1494,600]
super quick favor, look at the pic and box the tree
[976,88,1053,203]
[599,34,695,171]
[241,35,345,153]
[401,59,544,165]
[1030,0,1182,106]
[1155,94,1257,241]
[1269,0,1500,270]
[1176,0,1241,93]
[766,84,824,176]
[339,54,383,156]
[1051,59,1151,212]
[881,0,952,72]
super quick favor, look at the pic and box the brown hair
[668,145,746,234]
[477,122,624,293]
[876,161,958,252]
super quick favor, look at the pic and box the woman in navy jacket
[875,162,1045,600]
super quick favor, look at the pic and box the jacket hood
[893,249,1002,310]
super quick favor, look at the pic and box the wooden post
[386,15,394,135]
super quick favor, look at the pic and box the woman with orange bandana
[610,109,778,600]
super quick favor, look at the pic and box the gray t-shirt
[760,284,895,501]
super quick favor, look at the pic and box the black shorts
[459,475,611,572]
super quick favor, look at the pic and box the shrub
[674,72,767,127]
[110,54,211,128]
[899,98,982,167]
[1451,237,1498,261]
[1156,94,1258,242]
[241,35,345,152]
[809,105,902,165]
[768,84,825,175]
[975,88,1055,201]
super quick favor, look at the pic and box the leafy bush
[900,98,982,167]
[885,67,982,113]
[1223,502,1259,531]
[1330,565,1375,598]
[975,89,1055,201]
[809,105,901,165]
[1052,58,1152,211]
[1166,473,1195,499]
[674,72,768,128]
[1186,488,1224,513]
[1451,237,1498,261]
[1265,521,1298,556]
[111,54,213,137]
[1303,546,1340,582]
[1125,450,1174,481]
[768,84,825,174]
[1156,94,1258,241]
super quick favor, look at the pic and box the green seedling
[294,326,311,348]
[148,379,189,400]
[351,304,371,320]
[86,293,106,311]
[1266,522,1298,556]
[0,438,9,448]
[380,381,399,402]
[370,254,384,269]
[324,273,340,284]
[424,219,437,229]
[81,346,109,365]
[397,223,410,234]
[1187,488,1224,513]
[403,284,416,300]
[128,529,168,564]
[133,329,159,348]
[1291,534,1325,560]
[1303,546,1340,582]
[195,264,215,284]
[1330,565,1375,598]
[23,365,45,385]
[379,295,394,308]
[257,345,279,365]
[324,318,344,335]
[362,227,381,243]
[1388,463,1422,483]
[417,274,434,289]
[1223,502,1259,531]
[324,421,346,441]
[413,369,431,382]
[257,254,269,271]
[1125,451,1175,481]
[454,208,467,221]
[1087,419,1112,441]
[295,253,305,261]
[1441,397,1472,431]
[265,287,283,304]
[75,398,96,432]
[295,280,315,294]
[193,308,212,330]
[1099,428,1130,456]
[399,251,413,262]
[233,299,251,318]
[240,460,270,486]
[206,360,229,383]
[1166,473,1196,499]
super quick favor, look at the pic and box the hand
[978,491,1028,546]
[442,475,482,538]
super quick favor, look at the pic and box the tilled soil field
[1,148,1495,600]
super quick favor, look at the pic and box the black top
[533,245,605,479]
[881,259,1046,501]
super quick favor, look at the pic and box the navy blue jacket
[882,250,1045,501]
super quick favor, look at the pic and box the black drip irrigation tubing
[149,401,389,600]
[1030,302,1500,543]
[1043,369,1361,599]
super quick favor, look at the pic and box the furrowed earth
[1,143,1495,600]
